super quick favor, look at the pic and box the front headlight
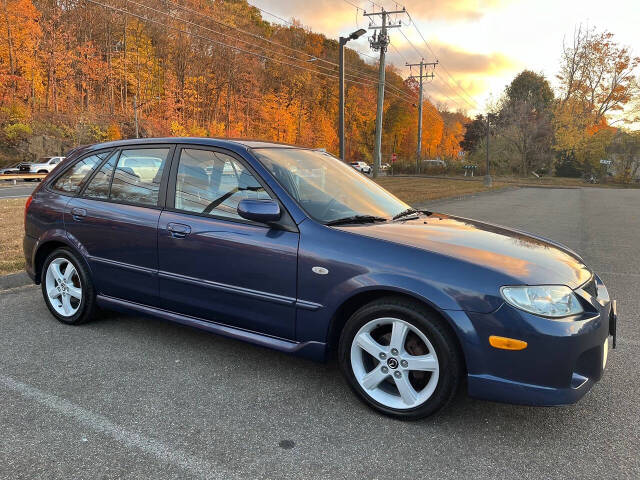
[500,285,583,318]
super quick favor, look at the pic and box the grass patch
[0,198,26,275]
[375,176,505,204]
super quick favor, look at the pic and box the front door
[157,146,299,339]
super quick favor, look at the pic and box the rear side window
[83,147,170,206]
[50,151,110,194]
[84,155,117,200]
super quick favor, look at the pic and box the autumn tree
[558,26,639,123]
[606,130,640,183]
[460,115,486,153]
[496,70,555,175]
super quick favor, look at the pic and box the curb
[0,271,32,291]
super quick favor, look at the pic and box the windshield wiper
[325,215,387,226]
[392,208,420,220]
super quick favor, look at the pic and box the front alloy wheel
[350,318,440,409]
[339,297,463,419]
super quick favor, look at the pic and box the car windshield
[253,148,410,224]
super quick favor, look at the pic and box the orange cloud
[407,0,511,21]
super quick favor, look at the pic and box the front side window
[174,148,271,221]
[50,151,110,194]
[253,148,410,224]
[83,148,169,206]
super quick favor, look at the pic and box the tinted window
[110,149,169,205]
[84,155,117,200]
[50,151,110,194]
[174,149,271,221]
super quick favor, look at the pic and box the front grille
[581,276,598,298]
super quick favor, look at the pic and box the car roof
[85,137,300,151]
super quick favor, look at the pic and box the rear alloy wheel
[339,297,463,419]
[41,248,96,325]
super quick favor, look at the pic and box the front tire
[41,248,97,325]
[338,297,463,420]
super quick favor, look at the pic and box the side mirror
[237,199,281,223]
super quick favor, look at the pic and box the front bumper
[446,274,615,406]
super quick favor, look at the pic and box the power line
[164,0,383,85]
[124,0,386,88]
[405,11,479,109]
[85,0,418,104]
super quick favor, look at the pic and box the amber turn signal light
[489,335,528,350]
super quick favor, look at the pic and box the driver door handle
[167,222,191,238]
[71,207,86,221]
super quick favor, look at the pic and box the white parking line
[0,374,221,479]
[0,195,30,199]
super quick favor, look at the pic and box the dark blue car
[23,138,617,419]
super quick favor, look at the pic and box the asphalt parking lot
[0,183,37,199]
[1,186,638,479]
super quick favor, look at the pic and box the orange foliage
[0,0,468,160]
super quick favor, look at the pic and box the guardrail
[0,173,48,183]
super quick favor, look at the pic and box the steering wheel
[319,197,338,219]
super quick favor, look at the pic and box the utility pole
[133,95,161,139]
[485,113,492,186]
[364,7,404,177]
[406,59,437,174]
[134,94,139,139]
[339,29,367,161]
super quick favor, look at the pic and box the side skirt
[96,295,327,361]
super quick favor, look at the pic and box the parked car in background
[0,162,20,177]
[380,163,391,171]
[421,159,446,169]
[349,161,372,174]
[23,138,616,420]
[18,156,65,180]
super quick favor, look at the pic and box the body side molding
[96,294,327,360]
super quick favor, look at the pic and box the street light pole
[338,29,366,161]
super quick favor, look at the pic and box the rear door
[65,145,173,305]
[157,146,299,339]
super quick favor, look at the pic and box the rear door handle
[167,222,191,238]
[71,207,86,221]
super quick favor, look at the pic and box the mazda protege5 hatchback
[23,138,617,419]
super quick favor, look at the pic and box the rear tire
[41,247,97,325]
[338,297,463,420]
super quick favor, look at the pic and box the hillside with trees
[0,0,466,165]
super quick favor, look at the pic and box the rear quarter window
[50,151,111,194]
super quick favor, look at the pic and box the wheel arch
[33,239,91,284]
[326,289,467,374]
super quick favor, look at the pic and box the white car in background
[18,156,65,174]
[349,161,372,174]
[18,156,65,181]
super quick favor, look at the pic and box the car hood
[337,213,591,289]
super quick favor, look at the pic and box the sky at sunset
[250,0,640,116]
